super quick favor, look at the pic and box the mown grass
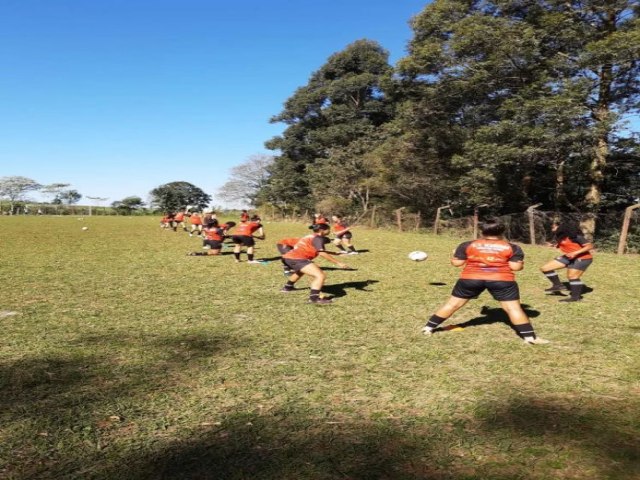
[0,216,638,480]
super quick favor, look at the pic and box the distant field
[1,216,638,480]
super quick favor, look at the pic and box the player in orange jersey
[231,215,265,263]
[276,236,300,276]
[280,223,351,304]
[331,214,358,255]
[540,220,594,302]
[314,213,329,225]
[422,219,548,344]
[187,220,236,256]
[173,210,188,232]
[188,211,204,236]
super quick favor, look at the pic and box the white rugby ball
[82,226,89,231]
[408,250,428,261]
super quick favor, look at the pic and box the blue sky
[0,0,429,207]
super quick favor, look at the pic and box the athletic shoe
[308,297,333,304]
[283,269,294,276]
[347,251,359,255]
[559,297,582,303]
[280,287,294,293]
[545,285,567,293]
[524,337,550,345]
[247,260,261,264]
[186,252,197,256]
[421,326,434,336]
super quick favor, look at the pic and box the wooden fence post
[370,205,377,228]
[395,207,405,231]
[415,211,421,231]
[526,203,543,245]
[473,204,489,239]
[617,203,640,255]
[434,205,451,235]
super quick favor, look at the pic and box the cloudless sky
[0,0,430,207]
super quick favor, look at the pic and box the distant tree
[217,154,273,207]
[57,189,82,205]
[149,182,211,212]
[112,196,145,215]
[0,176,41,214]
[41,183,71,213]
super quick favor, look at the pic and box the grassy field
[0,216,638,480]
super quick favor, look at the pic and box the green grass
[1,216,638,480]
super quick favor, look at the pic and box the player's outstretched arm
[318,251,349,269]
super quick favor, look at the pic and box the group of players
[162,208,594,344]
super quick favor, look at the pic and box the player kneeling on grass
[277,237,300,275]
[280,224,351,304]
[540,220,594,303]
[422,218,548,345]
[231,215,265,263]
[332,215,358,255]
[187,220,236,256]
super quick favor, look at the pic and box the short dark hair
[480,218,505,237]
[309,223,330,232]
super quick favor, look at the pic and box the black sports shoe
[545,285,568,292]
[559,297,582,303]
[308,297,333,305]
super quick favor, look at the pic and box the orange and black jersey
[277,237,300,248]
[190,213,203,225]
[333,221,349,235]
[234,221,261,236]
[174,212,185,222]
[282,235,331,260]
[203,226,225,242]
[557,235,593,260]
[454,239,525,282]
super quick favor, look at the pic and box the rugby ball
[82,226,89,231]
[408,250,428,261]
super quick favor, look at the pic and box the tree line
[246,0,639,234]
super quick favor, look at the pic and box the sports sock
[424,314,447,332]
[309,289,321,301]
[569,279,584,299]
[337,245,346,251]
[234,252,240,261]
[248,253,254,261]
[543,271,563,287]
[514,323,536,340]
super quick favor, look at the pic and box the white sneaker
[524,337,550,345]
[421,326,434,336]
[348,251,359,255]
[247,260,261,264]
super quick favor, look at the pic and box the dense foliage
[149,181,211,213]
[259,0,640,228]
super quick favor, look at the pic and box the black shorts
[555,256,593,271]
[452,279,520,301]
[282,258,312,272]
[336,232,352,240]
[203,240,222,250]
[232,235,255,247]
[277,244,293,255]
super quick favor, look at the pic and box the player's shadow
[428,282,448,286]
[435,304,541,333]
[323,280,379,298]
[546,283,595,297]
[256,255,284,262]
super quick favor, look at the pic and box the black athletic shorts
[282,258,312,272]
[203,240,222,249]
[232,235,255,247]
[452,279,520,301]
[555,256,593,271]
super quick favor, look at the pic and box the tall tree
[217,154,273,207]
[149,182,211,212]
[263,39,395,212]
[0,176,41,214]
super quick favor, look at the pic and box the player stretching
[540,220,594,302]
[276,236,300,276]
[331,215,358,255]
[187,220,235,256]
[422,219,548,344]
[280,223,350,304]
[189,211,204,236]
[231,215,265,263]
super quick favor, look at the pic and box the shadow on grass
[92,398,639,480]
[475,396,640,480]
[434,304,541,336]
[323,280,380,299]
